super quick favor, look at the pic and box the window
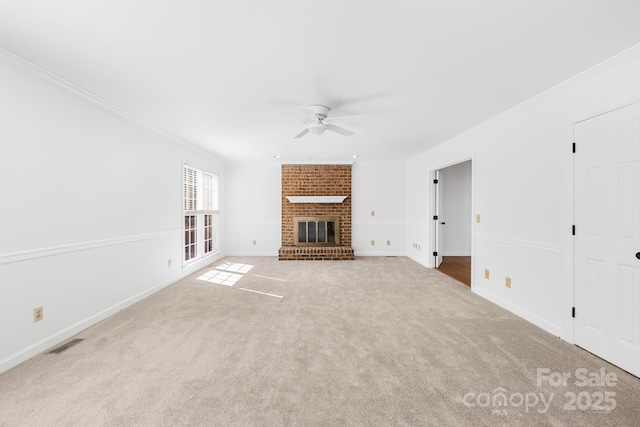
[184,215,197,261]
[204,214,214,254]
[183,165,219,262]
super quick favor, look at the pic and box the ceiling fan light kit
[308,123,326,135]
[293,104,357,139]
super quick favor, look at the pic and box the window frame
[183,164,219,264]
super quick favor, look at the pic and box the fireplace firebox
[293,216,340,246]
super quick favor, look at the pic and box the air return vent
[47,338,84,354]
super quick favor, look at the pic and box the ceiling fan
[293,105,359,139]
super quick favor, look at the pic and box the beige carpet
[0,256,638,426]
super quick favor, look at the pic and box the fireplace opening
[294,216,340,246]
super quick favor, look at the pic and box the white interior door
[575,102,640,378]
[434,170,443,268]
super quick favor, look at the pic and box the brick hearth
[278,246,355,261]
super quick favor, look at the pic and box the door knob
[636,252,640,260]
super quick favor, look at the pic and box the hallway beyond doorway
[437,256,471,287]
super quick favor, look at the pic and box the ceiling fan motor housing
[307,104,330,120]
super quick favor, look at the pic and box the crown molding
[441,42,640,147]
[0,45,222,164]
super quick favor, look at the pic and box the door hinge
[572,307,576,318]
[433,179,439,184]
[433,215,438,220]
[433,251,438,257]
[572,142,576,153]
[572,225,575,235]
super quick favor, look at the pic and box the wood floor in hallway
[437,256,471,287]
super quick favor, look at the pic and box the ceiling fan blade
[294,128,310,138]
[299,106,315,114]
[329,92,392,110]
[325,124,354,137]
[326,114,368,122]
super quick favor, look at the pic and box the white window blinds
[203,172,219,211]
[184,166,198,211]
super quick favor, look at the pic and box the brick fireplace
[278,164,354,260]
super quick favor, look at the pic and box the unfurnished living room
[1,1,640,426]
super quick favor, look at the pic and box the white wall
[352,161,407,255]
[0,53,225,373]
[406,45,640,340]
[224,161,407,256]
[224,163,281,255]
[440,160,472,255]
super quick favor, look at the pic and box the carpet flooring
[0,256,638,426]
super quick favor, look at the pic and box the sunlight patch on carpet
[253,274,287,282]
[198,262,255,286]
[215,262,254,274]
[197,270,244,286]
[238,287,284,298]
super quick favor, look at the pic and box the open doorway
[433,160,472,287]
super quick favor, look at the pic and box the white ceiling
[1,1,640,163]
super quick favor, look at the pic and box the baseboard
[222,251,412,258]
[473,287,564,338]
[407,252,430,268]
[0,252,225,374]
[224,251,279,257]
[353,251,408,257]
[0,278,175,374]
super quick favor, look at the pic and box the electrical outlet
[505,277,512,288]
[371,240,375,246]
[476,214,481,223]
[253,240,257,246]
[34,306,43,322]
[417,244,421,250]
[386,240,391,246]
[484,269,490,279]
[167,259,172,268]
[371,210,375,217]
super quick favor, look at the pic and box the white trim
[0,250,225,374]
[0,46,221,164]
[572,95,640,125]
[0,229,181,265]
[406,222,430,230]
[407,252,429,268]
[474,233,564,254]
[566,117,578,344]
[434,43,640,149]
[286,196,347,203]
[352,220,406,226]
[223,221,280,226]
[473,287,564,338]
[353,251,408,257]
[225,251,279,256]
